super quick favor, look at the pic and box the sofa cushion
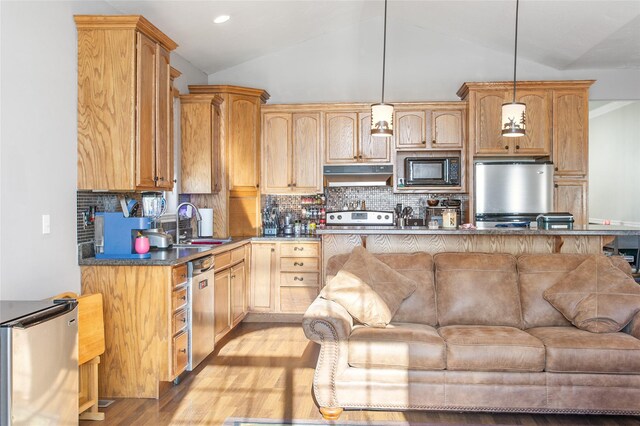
[434,253,522,327]
[528,327,640,374]
[438,325,545,372]
[543,255,640,333]
[348,322,445,370]
[320,246,417,327]
[326,251,436,326]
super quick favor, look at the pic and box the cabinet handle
[256,183,260,188]
[515,145,520,150]
[294,262,304,266]
[422,141,427,144]
[358,155,363,159]
[180,273,187,279]
[353,156,357,159]
[554,183,559,188]
[179,348,187,353]
[180,295,186,301]
[504,145,509,150]
[292,183,297,187]
[555,166,558,172]
[287,183,292,187]
[153,176,159,182]
[173,179,178,183]
[271,248,275,252]
[294,247,304,251]
[158,177,166,181]
[231,274,236,279]
[432,140,436,144]
[181,317,187,323]
[294,276,304,281]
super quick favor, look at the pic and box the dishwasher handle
[192,255,215,275]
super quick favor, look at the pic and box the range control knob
[329,215,335,220]
[384,215,390,220]
[337,215,342,220]
[377,215,382,220]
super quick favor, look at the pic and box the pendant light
[371,0,393,137]
[502,0,526,137]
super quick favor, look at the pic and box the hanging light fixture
[502,0,526,137]
[371,0,393,137]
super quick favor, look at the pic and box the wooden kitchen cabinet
[325,111,390,164]
[554,180,588,226]
[180,95,224,193]
[214,268,231,343]
[262,111,322,194]
[230,261,246,326]
[212,243,250,342]
[75,16,177,191]
[553,90,589,177]
[395,104,466,151]
[187,85,270,237]
[250,241,320,314]
[81,263,188,398]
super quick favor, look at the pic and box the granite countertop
[79,235,321,266]
[317,225,640,236]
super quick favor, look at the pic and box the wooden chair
[53,292,106,421]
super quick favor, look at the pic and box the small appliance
[140,192,173,248]
[326,210,394,226]
[404,157,460,186]
[94,212,152,259]
[536,213,574,230]
[323,164,393,187]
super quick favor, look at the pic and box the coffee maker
[140,192,173,249]
[94,212,152,259]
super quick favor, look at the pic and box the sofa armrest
[302,297,353,343]
[624,310,640,339]
[302,296,353,409]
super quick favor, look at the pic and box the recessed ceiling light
[213,15,230,24]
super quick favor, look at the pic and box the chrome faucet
[175,202,202,244]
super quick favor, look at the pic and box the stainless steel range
[326,210,394,226]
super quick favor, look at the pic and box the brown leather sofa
[302,252,640,420]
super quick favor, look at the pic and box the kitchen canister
[442,209,457,229]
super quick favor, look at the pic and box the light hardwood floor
[85,323,640,425]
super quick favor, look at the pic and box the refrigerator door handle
[11,302,77,329]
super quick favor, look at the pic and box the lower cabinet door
[172,331,189,377]
[214,268,231,343]
[231,262,246,325]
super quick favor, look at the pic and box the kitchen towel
[199,208,214,237]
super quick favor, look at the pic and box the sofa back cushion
[434,253,522,328]
[325,252,436,326]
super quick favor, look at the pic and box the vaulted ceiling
[107,0,640,76]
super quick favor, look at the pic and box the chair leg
[319,407,343,420]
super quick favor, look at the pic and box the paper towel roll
[198,208,214,237]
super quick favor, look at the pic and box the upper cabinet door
[292,113,322,192]
[510,90,551,156]
[553,90,588,177]
[262,113,292,194]
[359,113,391,162]
[135,32,157,189]
[155,46,173,189]
[180,99,214,193]
[228,94,261,190]
[324,112,357,163]
[474,91,508,155]
[395,111,426,149]
[431,109,463,149]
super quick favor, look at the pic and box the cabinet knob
[422,141,427,145]
[353,156,357,159]
[294,276,304,281]
[153,176,159,182]
[173,179,178,183]
[231,274,236,279]
[271,248,275,252]
[555,166,558,171]
[294,247,304,251]
[179,348,187,353]
[432,140,436,144]
[294,262,304,266]
[180,295,187,301]
[504,145,509,150]
[515,145,520,150]
[554,183,559,188]
[292,183,297,187]
[181,317,187,323]
[358,155,363,159]
[158,177,166,181]
[256,183,260,188]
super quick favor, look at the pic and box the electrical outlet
[42,214,51,234]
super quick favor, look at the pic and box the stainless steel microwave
[404,157,460,186]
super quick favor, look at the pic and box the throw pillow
[543,255,640,333]
[320,246,418,327]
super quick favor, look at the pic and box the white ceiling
[106,0,640,76]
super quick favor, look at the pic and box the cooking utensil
[427,199,439,207]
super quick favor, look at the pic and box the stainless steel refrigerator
[1,300,78,425]
[475,161,554,228]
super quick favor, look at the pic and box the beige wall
[589,101,640,227]
[0,1,207,299]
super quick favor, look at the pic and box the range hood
[323,164,393,187]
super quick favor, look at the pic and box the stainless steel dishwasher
[188,255,215,370]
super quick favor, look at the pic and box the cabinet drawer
[279,286,318,313]
[280,272,319,287]
[172,309,188,335]
[231,246,245,264]
[172,264,188,288]
[280,257,319,272]
[280,243,319,257]
[172,331,189,377]
[215,251,232,272]
[172,287,188,312]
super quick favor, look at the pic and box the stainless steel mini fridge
[1,300,78,425]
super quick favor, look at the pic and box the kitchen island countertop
[78,235,320,266]
[317,225,640,236]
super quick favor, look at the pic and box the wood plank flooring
[85,323,640,425]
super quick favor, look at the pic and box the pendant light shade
[501,0,526,137]
[371,0,393,137]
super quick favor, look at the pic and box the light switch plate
[42,214,51,234]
